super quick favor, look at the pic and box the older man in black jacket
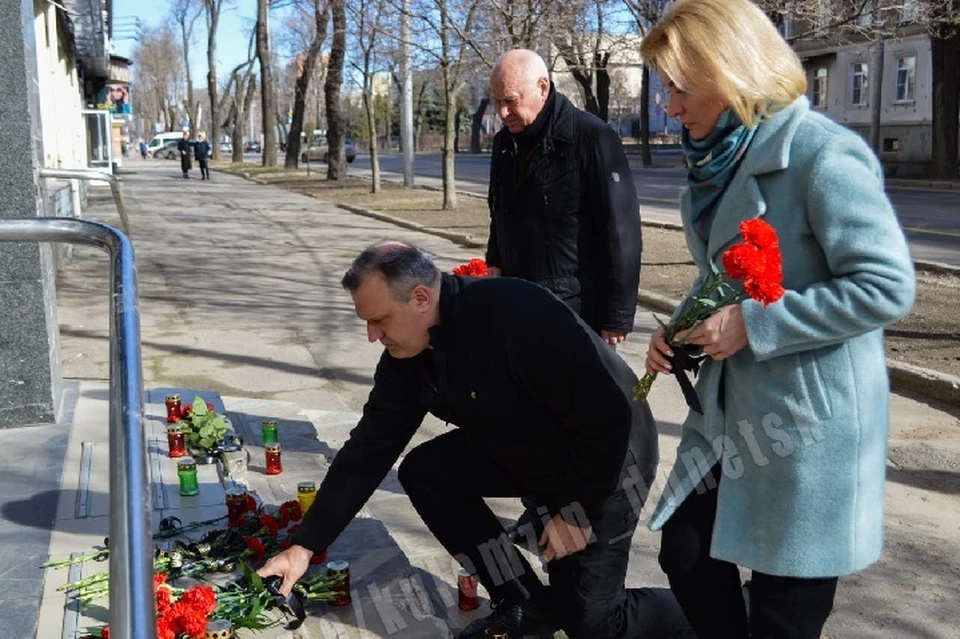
[487,49,641,347]
[260,242,690,638]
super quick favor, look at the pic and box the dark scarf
[682,109,758,241]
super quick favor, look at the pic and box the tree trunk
[931,28,960,179]
[640,64,652,167]
[324,0,347,180]
[442,83,458,210]
[232,73,256,163]
[181,29,195,137]
[364,87,381,192]
[868,31,884,156]
[257,0,277,167]
[206,0,221,160]
[596,68,610,123]
[470,97,488,153]
[284,3,329,169]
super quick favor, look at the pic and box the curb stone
[336,203,487,249]
[636,290,960,408]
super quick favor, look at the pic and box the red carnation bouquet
[633,218,785,406]
[452,258,488,277]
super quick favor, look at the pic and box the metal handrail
[0,218,154,639]
[38,168,131,237]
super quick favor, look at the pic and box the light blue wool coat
[647,96,916,578]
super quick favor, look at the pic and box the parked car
[153,139,182,160]
[244,141,262,153]
[219,141,233,154]
[300,137,356,164]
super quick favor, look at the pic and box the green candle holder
[177,458,200,496]
[261,420,279,445]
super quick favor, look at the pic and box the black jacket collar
[428,273,459,350]
[503,84,576,155]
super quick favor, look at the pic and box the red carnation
[259,514,280,536]
[243,536,266,561]
[156,618,175,639]
[278,538,292,551]
[310,549,328,565]
[180,585,217,615]
[279,500,303,523]
[452,258,488,277]
[153,573,167,588]
[205,401,215,411]
[740,218,780,251]
[100,627,110,639]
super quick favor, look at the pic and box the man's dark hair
[341,241,440,301]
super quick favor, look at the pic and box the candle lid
[261,420,278,427]
[265,444,281,453]
[225,486,246,497]
[326,560,349,571]
[177,458,197,469]
[165,394,181,402]
[297,481,316,491]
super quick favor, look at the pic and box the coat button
[470,391,476,399]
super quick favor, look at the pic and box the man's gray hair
[341,241,440,301]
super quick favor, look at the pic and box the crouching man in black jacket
[258,241,691,639]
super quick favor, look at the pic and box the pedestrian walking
[195,133,211,181]
[257,241,693,639]
[139,140,148,160]
[177,131,192,179]
[640,1,916,637]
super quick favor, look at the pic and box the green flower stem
[42,549,109,569]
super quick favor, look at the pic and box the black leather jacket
[486,87,642,334]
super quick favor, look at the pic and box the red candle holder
[166,425,186,458]
[457,569,479,611]
[165,395,182,423]
[265,444,283,475]
[326,560,351,606]
[225,486,249,527]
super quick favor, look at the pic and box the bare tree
[283,0,330,169]
[202,0,231,158]
[406,0,483,209]
[348,0,391,190]
[171,0,203,137]
[257,0,278,166]
[132,25,186,135]
[929,0,959,178]
[325,0,348,179]
[623,0,671,166]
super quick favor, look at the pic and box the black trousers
[398,430,694,639]
[658,466,838,639]
[199,159,209,179]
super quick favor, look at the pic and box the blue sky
[112,1,258,81]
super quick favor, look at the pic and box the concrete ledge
[915,260,960,276]
[887,179,960,191]
[636,288,960,408]
[641,219,684,232]
[336,203,487,249]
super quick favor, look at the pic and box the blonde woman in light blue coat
[640,0,916,637]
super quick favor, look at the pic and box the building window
[812,68,828,108]
[895,56,916,102]
[857,0,873,28]
[883,138,900,153]
[851,62,868,106]
[901,0,919,21]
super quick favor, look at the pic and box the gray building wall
[0,0,63,427]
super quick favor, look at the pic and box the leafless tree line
[131,0,958,203]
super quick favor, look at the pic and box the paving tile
[0,598,42,639]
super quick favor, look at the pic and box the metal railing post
[0,218,154,639]
[38,168,131,237]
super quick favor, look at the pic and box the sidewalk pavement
[6,161,960,637]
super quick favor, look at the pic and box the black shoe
[458,599,559,638]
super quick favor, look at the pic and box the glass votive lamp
[165,394,182,423]
[166,424,186,458]
[177,458,200,496]
[264,444,283,475]
[261,420,279,445]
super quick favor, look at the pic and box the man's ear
[411,284,432,310]
[538,77,550,99]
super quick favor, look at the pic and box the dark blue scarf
[682,109,757,241]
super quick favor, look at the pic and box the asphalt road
[349,151,960,266]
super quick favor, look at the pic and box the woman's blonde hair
[640,0,807,128]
